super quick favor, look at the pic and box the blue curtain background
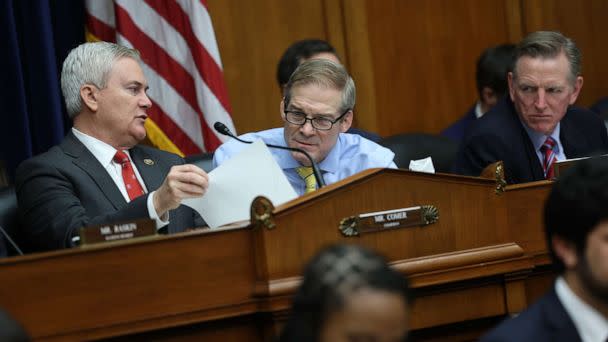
[0,0,85,183]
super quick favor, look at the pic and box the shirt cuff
[148,191,170,230]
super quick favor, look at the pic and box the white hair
[60,42,141,118]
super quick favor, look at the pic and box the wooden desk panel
[0,169,554,340]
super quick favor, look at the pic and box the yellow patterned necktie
[295,166,317,194]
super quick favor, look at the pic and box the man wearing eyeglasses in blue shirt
[213,59,396,196]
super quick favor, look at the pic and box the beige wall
[207,0,608,137]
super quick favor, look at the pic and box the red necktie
[540,137,557,180]
[113,151,145,200]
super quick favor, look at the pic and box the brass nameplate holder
[251,196,276,230]
[481,161,506,194]
[339,205,439,237]
[79,218,156,246]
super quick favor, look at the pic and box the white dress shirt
[72,128,169,229]
[555,276,608,342]
[474,101,484,119]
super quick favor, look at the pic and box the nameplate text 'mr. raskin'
[79,218,156,245]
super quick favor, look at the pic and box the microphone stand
[214,122,325,188]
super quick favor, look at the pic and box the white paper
[409,157,435,174]
[182,140,297,228]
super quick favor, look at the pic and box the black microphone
[214,122,326,188]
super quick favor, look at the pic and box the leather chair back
[381,133,459,173]
[184,153,215,173]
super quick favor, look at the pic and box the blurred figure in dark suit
[481,158,608,341]
[442,44,516,143]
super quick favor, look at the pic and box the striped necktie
[540,137,557,180]
[295,166,317,194]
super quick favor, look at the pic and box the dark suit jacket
[15,132,203,252]
[480,289,581,342]
[441,104,477,143]
[452,97,608,184]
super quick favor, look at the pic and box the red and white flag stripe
[85,0,235,155]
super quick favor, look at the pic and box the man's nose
[299,119,316,136]
[534,89,548,110]
[140,92,152,109]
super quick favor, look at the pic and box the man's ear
[339,110,353,133]
[569,76,584,105]
[280,98,286,120]
[481,87,497,106]
[507,72,515,102]
[552,235,579,269]
[80,84,99,113]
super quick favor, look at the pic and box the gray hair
[513,31,581,84]
[283,59,356,114]
[60,42,141,119]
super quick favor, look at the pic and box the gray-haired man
[453,31,608,184]
[213,59,396,196]
[16,42,207,252]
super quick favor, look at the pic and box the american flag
[85,0,235,155]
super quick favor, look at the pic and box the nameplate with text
[79,219,156,246]
[553,154,608,179]
[339,205,439,237]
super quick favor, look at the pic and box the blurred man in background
[442,44,516,143]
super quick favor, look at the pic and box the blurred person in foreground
[279,244,411,342]
[481,157,608,341]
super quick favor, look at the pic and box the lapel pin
[143,159,155,166]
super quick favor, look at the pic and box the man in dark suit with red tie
[481,158,608,341]
[452,31,608,184]
[16,42,208,252]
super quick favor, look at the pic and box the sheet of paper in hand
[183,140,297,228]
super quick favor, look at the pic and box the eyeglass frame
[283,108,351,131]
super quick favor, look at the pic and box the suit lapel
[130,146,165,192]
[61,132,127,209]
[543,290,583,342]
[518,124,545,180]
[506,99,545,181]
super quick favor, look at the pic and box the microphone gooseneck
[214,122,326,188]
[0,225,23,255]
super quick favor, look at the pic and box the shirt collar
[555,277,608,342]
[521,119,562,155]
[72,127,121,167]
[316,134,342,174]
[475,101,484,119]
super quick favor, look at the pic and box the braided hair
[278,244,411,342]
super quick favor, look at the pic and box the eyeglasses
[284,109,350,131]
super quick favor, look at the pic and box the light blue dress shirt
[213,128,396,196]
